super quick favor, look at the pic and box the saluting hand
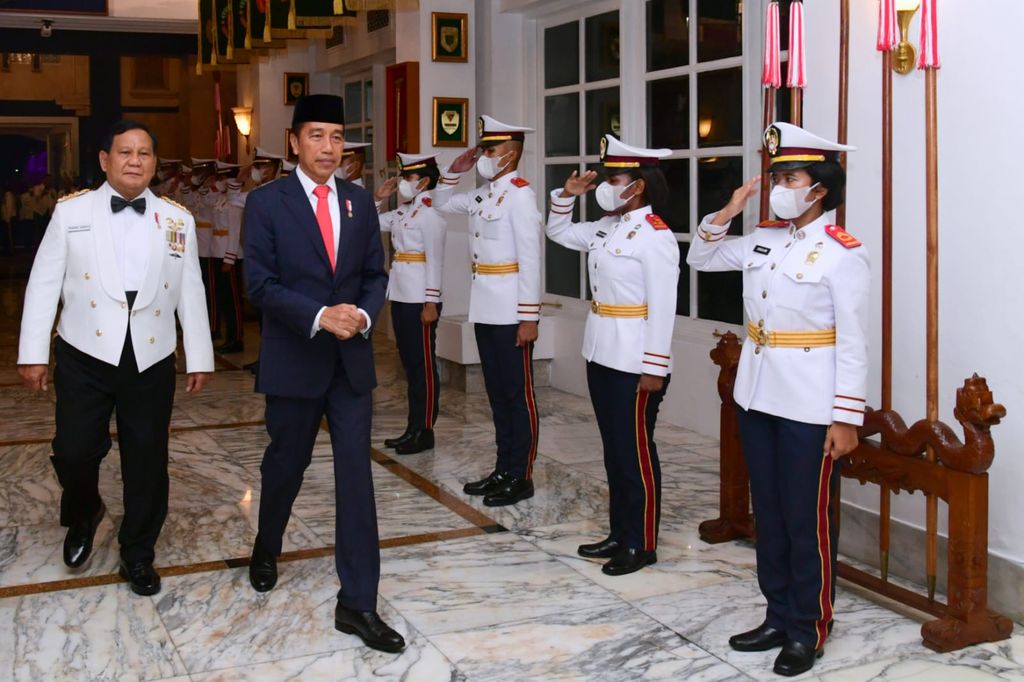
[374,176,399,202]
[449,147,479,174]
[560,170,598,198]
[17,364,48,392]
[712,175,762,227]
[824,422,859,460]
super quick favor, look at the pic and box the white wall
[801,1,1024,564]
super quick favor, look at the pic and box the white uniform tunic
[378,193,446,304]
[546,193,679,377]
[434,170,542,325]
[686,213,870,426]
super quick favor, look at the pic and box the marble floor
[1,254,1022,681]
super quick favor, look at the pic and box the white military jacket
[434,170,542,325]
[686,213,870,426]
[192,187,216,258]
[18,183,215,373]
[547,194,679,377]
[212,188,245,265]
[378,192,446,304]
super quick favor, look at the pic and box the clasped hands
[320,303,366,340]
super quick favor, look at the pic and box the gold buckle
[591,301,600,314]
[471,262,479,274]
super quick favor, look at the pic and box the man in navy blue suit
[243,94,402,653]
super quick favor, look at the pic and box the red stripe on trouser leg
[521,344,539,480]
[635,391,657,552]
[422,322,434,430]
[814,455,836,649]
[230,268,244,341]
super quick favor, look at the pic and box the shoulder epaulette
[757,220,789,228]
[161,195,193,216]
[825,224,861,248]
[646,213,670,230]
[510,177,530,188]
[57,189,91,203]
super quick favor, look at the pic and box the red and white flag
[918,0,941,69]
[762,1,781,88]
[786,0,806,89]
[876,0,898,52]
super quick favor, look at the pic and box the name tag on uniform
[475,196,484,203]
[754,245,771,255]
[68,224,91,233]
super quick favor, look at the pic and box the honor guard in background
[338,141,371,188]
[212,172,245,353]
[153,159,181,197]
[547,135,679,575]
[17,120,214,596]
[433,115,542,507]
[687,122,869,677]
[188,159,218,335]
[374,152,447,455]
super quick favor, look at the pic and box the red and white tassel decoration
[918,0,941,69]
[877,0,897,52]
[762,1,781,88]
[786,0,806,88]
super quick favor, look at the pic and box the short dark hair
[612,166,671,218]
[404,165,440,191]
[100,120,158,154]
[806,161,846,212]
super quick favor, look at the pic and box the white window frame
[532,0,764,340]
[343,72,375,186]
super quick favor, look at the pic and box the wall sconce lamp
[698,118,713,139]
[893,0,922,75]
[231,106,253,154]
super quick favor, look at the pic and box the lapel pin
[345,199,353,218]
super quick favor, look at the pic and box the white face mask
[398,178,422,202]
[476,152,510,181]
[251,167,264,183]
[770,183,820,220]
[595,180,637,213]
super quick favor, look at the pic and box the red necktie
[312,184,336,271]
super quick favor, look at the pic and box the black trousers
[737,408,840,650]
[51,307,176,563]
[390,301,441,432]
[257,359,380,611]
[473,323,539,480]
[586,362,668,552]
[214,259,245,345]
[200,256,219,334]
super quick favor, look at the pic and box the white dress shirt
[294,165,371,337]
[108,183,153,292]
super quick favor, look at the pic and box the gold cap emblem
[599,136,608,161]
[764,126,781,156]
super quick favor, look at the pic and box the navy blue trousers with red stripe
[474,323,539,480]
[200,257,218,334]
[391,301,441,432]
[737,408,841,650]
[586,362,668,553]
[214,259,245,345]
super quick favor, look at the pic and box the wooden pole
[760,88,775,221]
[880,47,895,585]
[790,88,803,126]
[925,66,939,601]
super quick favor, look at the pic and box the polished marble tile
[0,517,119,587]
[0,443,62,528]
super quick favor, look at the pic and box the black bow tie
[111,195,146,215]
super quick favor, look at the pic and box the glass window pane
[647,0,689,72]
[584,87,619,156]
[344,82,362,123]
[584,161,604,223]
[585,10,620,82]
[659,158,690,233]
[697,0,742,62]
[545,21,580,89]
[648,76,689,150]
[546,163,581,298]
[698,269,743,324]
[545,93,580,157]
[697,67,743,148]
[677,242,691,317]
[698,156,744,236]
[364,80,374,120]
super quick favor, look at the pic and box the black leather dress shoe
[773,640,823,677]
[463,470,508,496]
[483,477,534,507]
[601,547,657,576]
[334,603,406,653]
[729,622,787,652]
[243,360,259,375]
[394,429,434,455]
[384,429,414,449]
[63,501,106,568]
[249,538,278,592]
[118,559,161,596]
[215,340,244,354]
[577,537,620,559]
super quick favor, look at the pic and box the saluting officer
[433,115,542,507]
[373,153,447,455]
[547,135,679,575]
[338,141,371,188]
[687,122,869,677]
[188,159,218,335]
[212,172,246,353]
